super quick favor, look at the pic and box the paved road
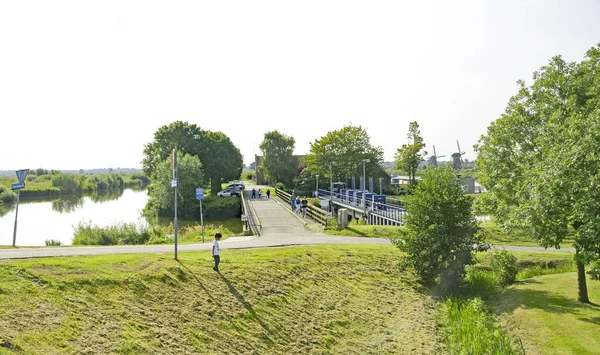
[0,188,575,260]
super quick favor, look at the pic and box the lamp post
[362,159,370,209]
[315,174,319,197]
[329,162,334,212]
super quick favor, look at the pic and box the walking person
[212,233,222,272]
[301,197,308,217]
[290,192,296,210]
[266,189,271,199]
[258,189,262,199]
[295,196,301,214]
[252,188,256,199]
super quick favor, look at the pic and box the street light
[362,159,370,209]
[329,162,334,212]
[315,174,319,197]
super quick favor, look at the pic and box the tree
[394,121,426,185]
[142,121,242,196]
[475,45,600,303]
[144,152,203,219]
[305,125,383,184]
[259,130,298,187]
[397,166,484,293]
[198,131,243,195]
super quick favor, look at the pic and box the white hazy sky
[1,1,598,170]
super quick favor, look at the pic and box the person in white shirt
[212,233,222,272]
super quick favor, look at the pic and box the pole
[12,189,21,247]
[200,199,204,243]
[173,147,178,260]
[329,162,333,213]
[316,174,319,196]
[379,177,383,195]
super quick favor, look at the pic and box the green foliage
[397,166,485,293]
[51,173,85,194]
[442,297,524,355]
[88,174,125,190]
[394,121,426,185]
[475,45,600,302]
[259,130,298,187]
[44,239,62,246]
[243,169,256,181]
[131,173,150,184]
[72,222,168,246]
[144,152,204,219]
[0,186,16,204]
[305,125,383,183]
[275,182,287,192]
[142,121,242,196]
[491,250,518,286]
[202,196,241,220]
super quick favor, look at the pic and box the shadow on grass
[217,273,277,340]
[345,227,368,237]
[497,286,599,325]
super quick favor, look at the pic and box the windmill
[427,145,445,167]
[451,140,466,170]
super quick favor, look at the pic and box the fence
[241,190,261,236]
[275,188,327,227]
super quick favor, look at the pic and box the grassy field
[497,273,600,355]
[480,221,575,248]
[0,245,443,354]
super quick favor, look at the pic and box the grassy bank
[0,245,442,354]
[497,273,600,354]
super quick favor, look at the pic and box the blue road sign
[171,179,178,188]
[196,187,204,199]
[11,183,25,190]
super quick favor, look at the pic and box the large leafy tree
[144,152,203,219]
[397,166,484,293]
[198,131,243,195]
[394,121,426,184]
[306,125,383,184]
[142,121,242,196]
[259,130,297,187]
[475,45,600,303]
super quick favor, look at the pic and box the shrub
[491,250,518,286]
[52,174,84,194]
[131,173,150,184]
[72,222,166,246]
[203,196,241,220]
[275,182,287,192]
[0,190,17,204]
[44,239,62,246]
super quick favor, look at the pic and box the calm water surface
[0,189,148,246]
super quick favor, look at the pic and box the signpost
[173,148,178,260]
[12,169,29,247]
[196,187,205,243]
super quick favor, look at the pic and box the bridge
[315,189,406,226]
[272,188,406,227]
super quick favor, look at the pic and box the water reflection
[52,195,85,213]
[88,188,125,203]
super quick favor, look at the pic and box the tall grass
[442,297,525,355]
[72,221,236,246]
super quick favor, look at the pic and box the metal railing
[242,190,261,236]
[317,189,407,225]
[276,188,327,226]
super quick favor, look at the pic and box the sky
[0,1,598,170]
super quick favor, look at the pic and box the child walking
[212,233,222,272]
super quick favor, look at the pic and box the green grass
[480,221,575,248]
[324,219,403,238]
[497,273,600,355]
[475,251,575,281]
[442,297,524,354]
[0,245,443,354]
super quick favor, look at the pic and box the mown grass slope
[497,273,600,355]
[0,245,442,354]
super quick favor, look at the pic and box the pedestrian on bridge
[291,192,296,209]
[266,189,271,199]
[295,196,301,214]
[258,189,262,198]
[252,188,256,199]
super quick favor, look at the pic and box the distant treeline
[0,171,150,201]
